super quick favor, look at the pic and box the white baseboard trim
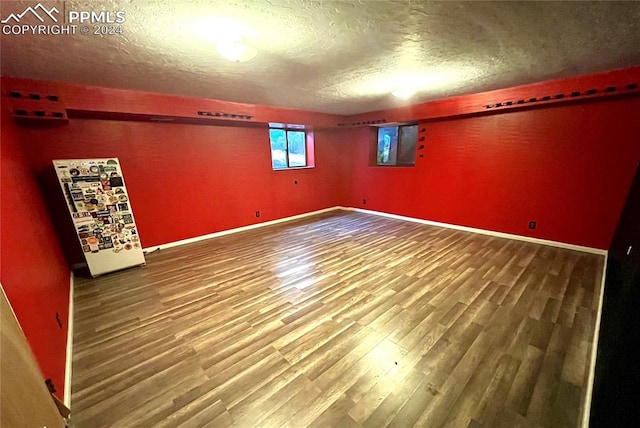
[64,271,74,409]
[345,207,607,256]
[143,207,342,252]
[142,205,607,256]
[581,252,608,427]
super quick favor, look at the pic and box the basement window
[376,124,418,166]
[270,123,313,170]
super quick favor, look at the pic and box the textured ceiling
[1,0,640,115]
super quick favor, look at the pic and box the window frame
[373,123,418,167]
[269,124,312,170]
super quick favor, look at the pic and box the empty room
[1,1,640,427]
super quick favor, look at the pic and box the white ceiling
[1,0,640,115]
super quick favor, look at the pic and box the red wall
[341,97,640,249]
[1,105,70,398]
[2,77,345,267]
[22,121,343,264]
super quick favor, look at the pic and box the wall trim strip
[345,207,607,255]
[144,207,343,252]
[143,205,607,255]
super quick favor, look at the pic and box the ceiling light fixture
[392,88,416,99]
[216,38,257,62]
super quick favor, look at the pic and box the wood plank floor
[70,211,603,428]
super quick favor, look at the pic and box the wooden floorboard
[70,211,603,427]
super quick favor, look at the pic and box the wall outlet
[528,221,536,229]
[255,211,260,218]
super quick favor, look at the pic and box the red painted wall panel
[14,120,342,264]
[342,97,640,249]
[1,108,70,398]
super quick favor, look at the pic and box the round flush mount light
[216,39,257,62]
[194,17,258,62]
[391,88,416,99]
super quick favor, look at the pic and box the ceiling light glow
[322,66,479,100]
[216,39,257,62]
[392,88,416,99]
[193,16,258,62]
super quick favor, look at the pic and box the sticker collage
[54,159,141,255]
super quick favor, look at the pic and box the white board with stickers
[53,158,145,277]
